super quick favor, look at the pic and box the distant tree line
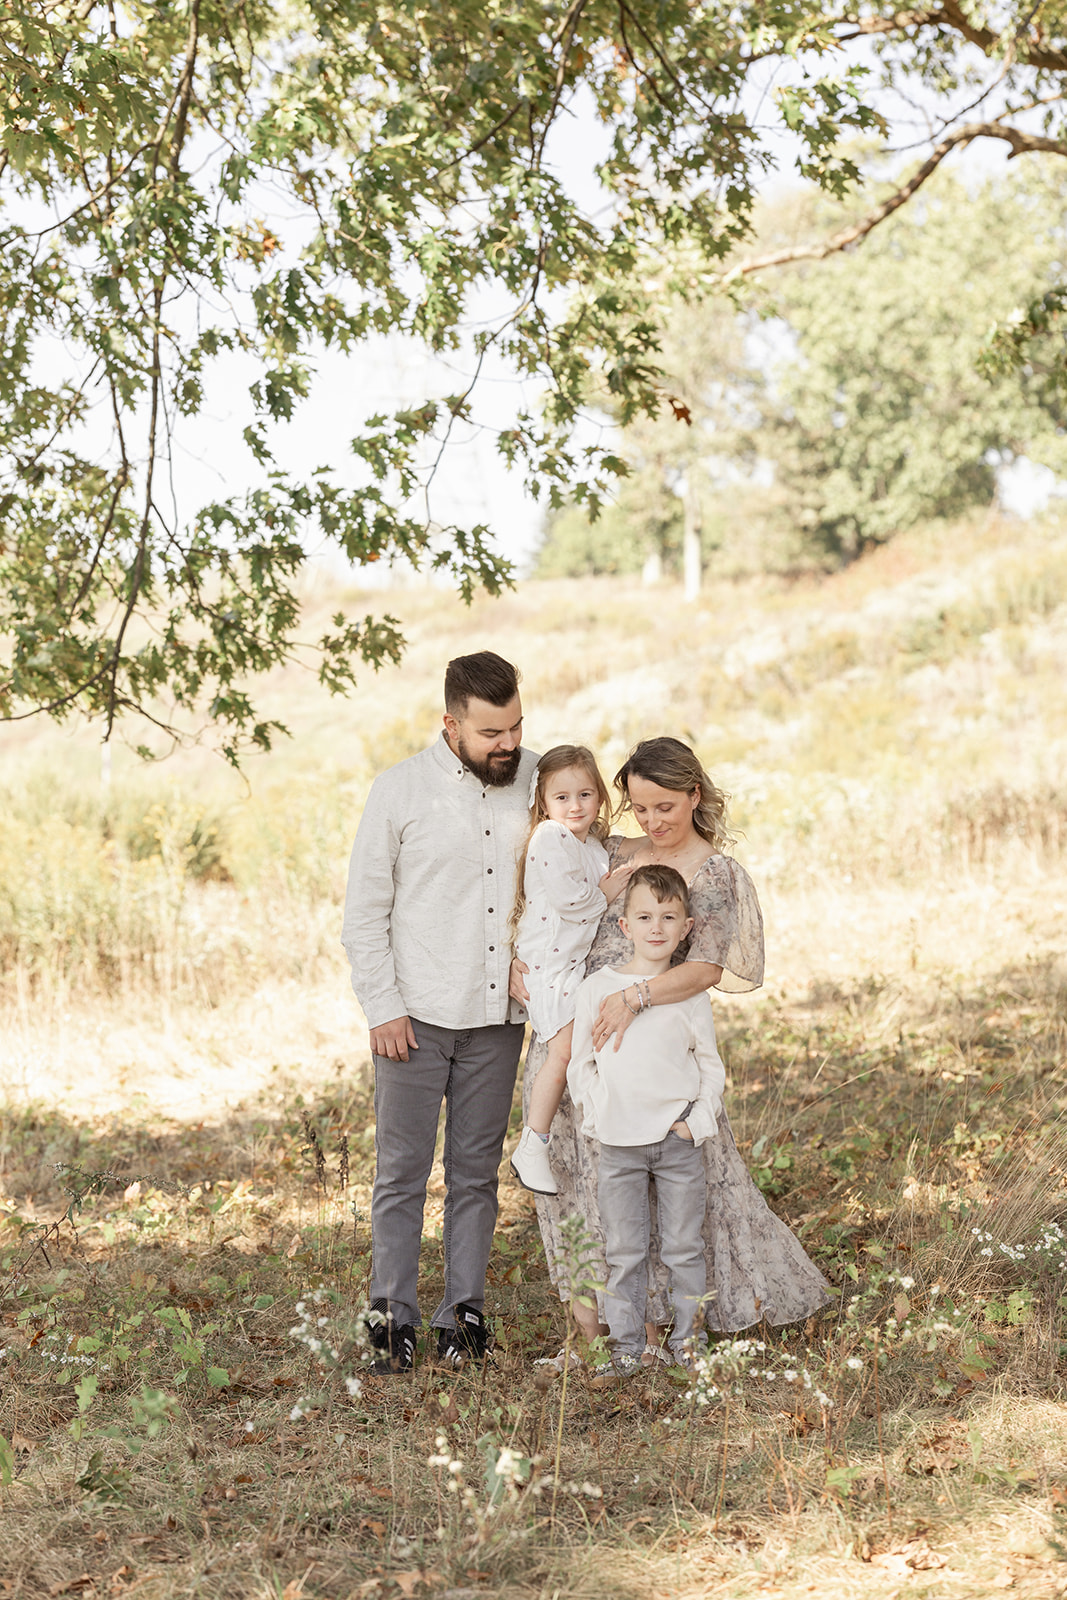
[536,165,1067,580]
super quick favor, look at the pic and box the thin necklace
[648,838,697,865]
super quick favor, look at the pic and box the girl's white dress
[515,821,609,1042]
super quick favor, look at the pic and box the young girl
[509,745,633,1196]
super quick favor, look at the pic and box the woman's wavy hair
[613,737,736,851]
[508,745,611,949]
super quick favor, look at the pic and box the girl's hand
[669,1120,694,1141]
[509,956,530,1004]
[599,860,636,905]
[592,987,635,1052]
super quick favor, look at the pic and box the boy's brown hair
[622,863,690,917]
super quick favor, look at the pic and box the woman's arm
[591,960,722,1053]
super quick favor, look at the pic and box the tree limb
[724,120,1067,281]
[839,1,1067,71]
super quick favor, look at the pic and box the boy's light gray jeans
[370,1017,524,1331]
[599,1132,708,1360]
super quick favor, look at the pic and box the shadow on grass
[0,959,1065,1597]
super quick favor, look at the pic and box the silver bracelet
[623,989,641,1016]
[640,979,653,1009]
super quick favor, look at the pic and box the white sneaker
[510,1127,559,1195]
[533,1347,582,1374]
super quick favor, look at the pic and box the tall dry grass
[2,510,1065,1015]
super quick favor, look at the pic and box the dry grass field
[2,509,1067,1598]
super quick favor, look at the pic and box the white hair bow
[527,764,541,810]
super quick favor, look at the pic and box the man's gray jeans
[599,1132,708,1360]
[370,1017,524,1330]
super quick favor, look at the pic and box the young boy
[567,864,725,1375]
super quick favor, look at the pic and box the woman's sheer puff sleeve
[685,856,765,994]
[683,997,727,1146]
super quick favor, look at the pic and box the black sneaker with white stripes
[435,1302,492,1369]
[365,1299,418,1374]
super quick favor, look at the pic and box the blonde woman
[514,736,830,1357]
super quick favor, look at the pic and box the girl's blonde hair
[508,745,611,948]
[613,737,736,851]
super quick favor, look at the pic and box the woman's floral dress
[523,841,832,1330]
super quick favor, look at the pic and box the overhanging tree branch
[724,120,1067,281]
[838,1,1067,71]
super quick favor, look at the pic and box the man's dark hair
[444,651,521,715]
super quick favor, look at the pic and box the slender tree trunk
[642,547,663,585]
[683,485,702,601]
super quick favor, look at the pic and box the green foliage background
[537,164,1067,579]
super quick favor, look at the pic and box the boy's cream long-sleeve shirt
[566,966,726,1147]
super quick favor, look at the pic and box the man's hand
[509,956,530,1004]
[669,1120,694,1141]
[370,1016,418,1062]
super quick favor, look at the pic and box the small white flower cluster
[428,1430,478,1514]
[285,1290,368,1420]
[492,1446,527,1492]
[428,1431,466,1484]
[29,1331,97,1370]
[684,1338,833,1410]
[289,1293,342,1365]
[970,1221,1067,1273]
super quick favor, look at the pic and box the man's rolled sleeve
[341,779,406,1029]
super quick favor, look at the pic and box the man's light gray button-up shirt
[342,733,539,1031]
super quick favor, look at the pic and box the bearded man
[342,651,537,1372]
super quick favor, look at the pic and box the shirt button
[490,983,496,990]
[485,830,490,836]
[487,867,493,874]
[488,907,494,914]
[489,945,495,952]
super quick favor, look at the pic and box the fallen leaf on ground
[869,1553,911,1579]
[870,1539,946,1576]
[392,1573,443,1598]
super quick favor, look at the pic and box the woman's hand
[509,956,530,1004]
[592,987,636,1052]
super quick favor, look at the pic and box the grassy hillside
[1,508,1064,1111]
[1,510,1066,1599]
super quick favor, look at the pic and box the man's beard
[456,737,522,788]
